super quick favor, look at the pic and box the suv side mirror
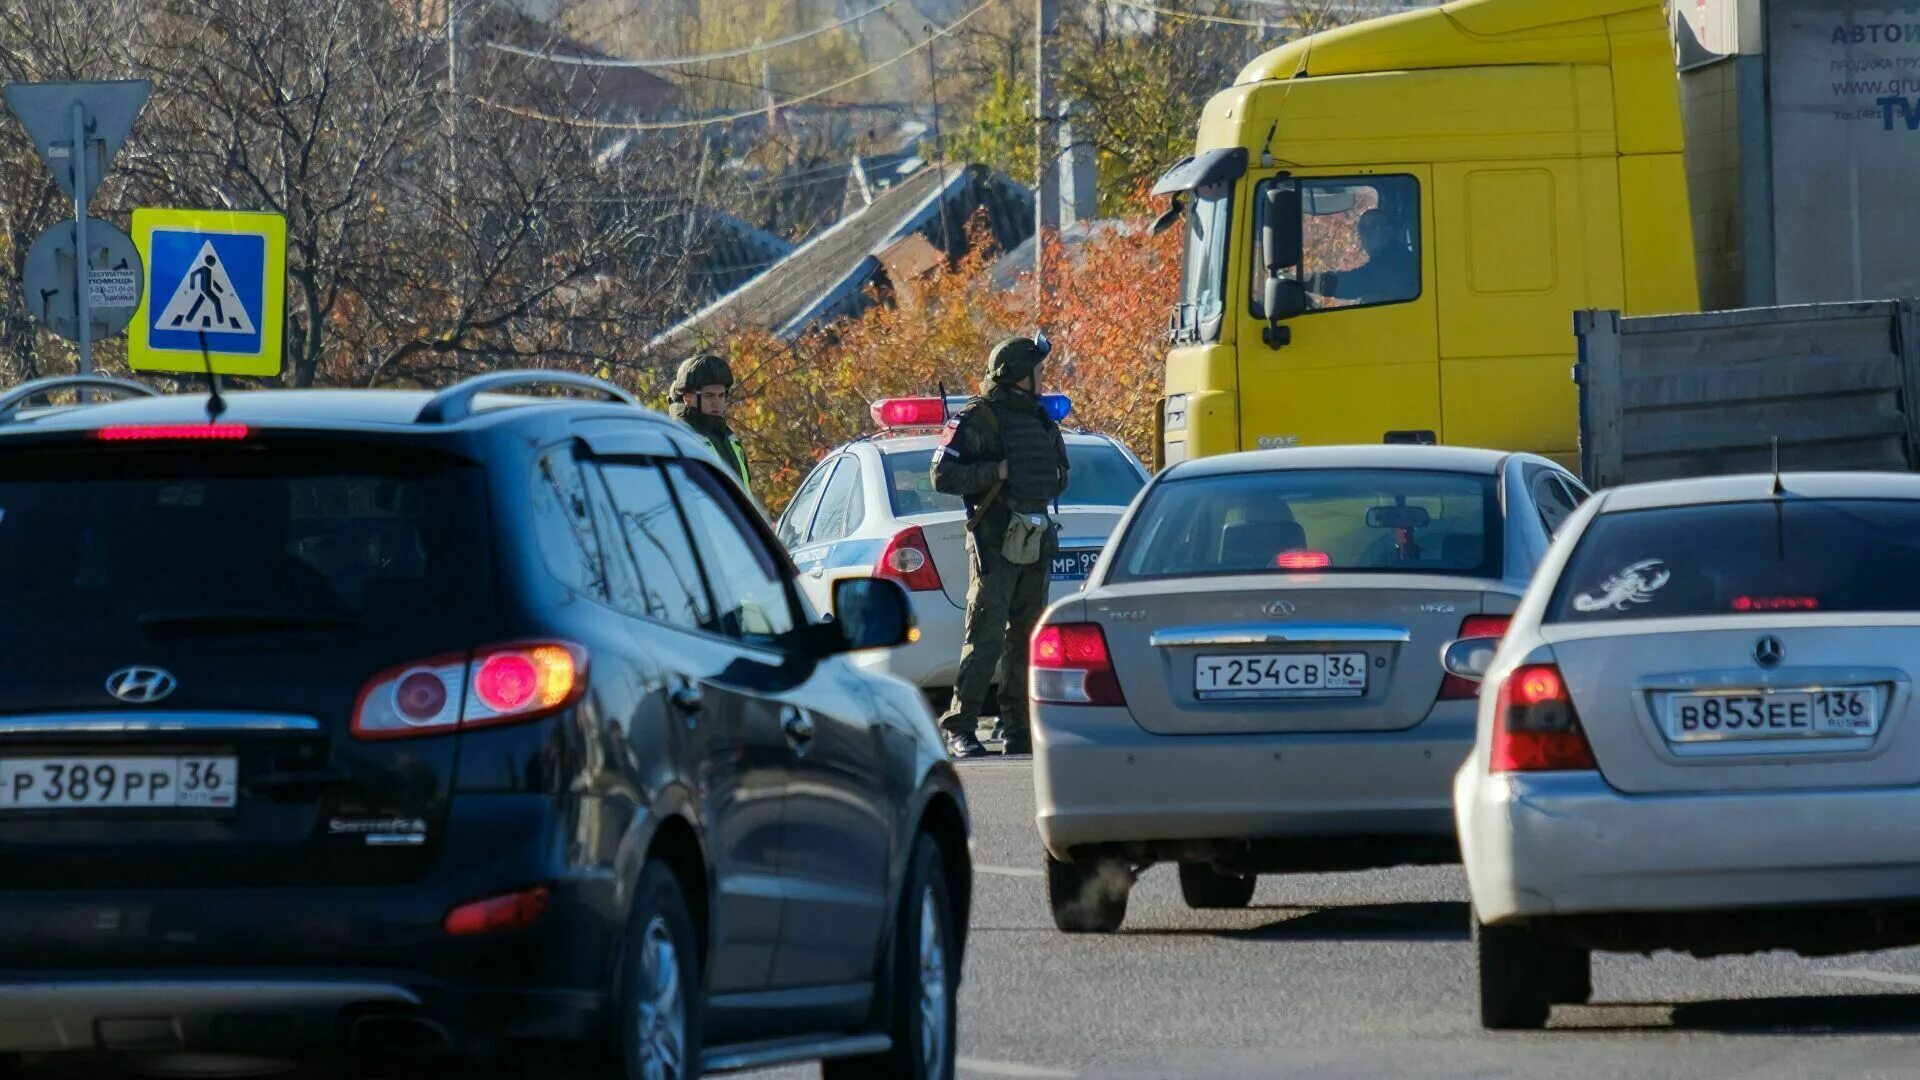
[829,578,915,653]
[1440,637,1501,684]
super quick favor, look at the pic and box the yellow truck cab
[1155,0,1700,469]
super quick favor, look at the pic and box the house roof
[649,163,1035,357]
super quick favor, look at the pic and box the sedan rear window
[0,444,491,646]
[1549,499,1920,623]
[1111,468,1501,583]
[884,443,1144,517]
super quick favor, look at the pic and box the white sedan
[1453,471,1920,1029]
[776,396,1148,718]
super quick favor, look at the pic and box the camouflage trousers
[939,525,1057,738]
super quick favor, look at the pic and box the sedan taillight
[1031,623,1126,707]
[353,642,588,741]
[1489,663,1596,773]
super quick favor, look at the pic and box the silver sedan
[1454,471,1920,1029]
[1032,445,1588,933]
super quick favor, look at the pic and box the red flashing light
[98,424,250,442]
[1275,550,1332,571]
[1439,615,1512,701]
[876,527,943,592]
[871,398,947,429]
[1032,623,1125,706]
[1490,663,1596,773]
[1733,596,1819,612]
[444,886,551,936]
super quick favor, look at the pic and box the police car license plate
[0,756,238,810]
[1051,549,1100,580]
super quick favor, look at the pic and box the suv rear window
[0,444,491,644]
[1112,468,1501,582]
[1549,499,1920,622]
[883,443,1144,517]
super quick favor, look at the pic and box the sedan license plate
[1051,549,1100,581]
[0,757,238,811]
[1195,653,1368,700]
[1662,688,1880,743]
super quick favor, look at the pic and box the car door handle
[669,680,704,715]
[809,565,825,579]
[781,708,815,745]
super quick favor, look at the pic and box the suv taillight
[1439,615,1511,701]
[876,527,943,592]
[353,642,587,740]
[1031,623,1125,707]
[1489,663,1596,773]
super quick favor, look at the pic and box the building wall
[1681,58,1748,310]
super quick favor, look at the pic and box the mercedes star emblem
[1753,636,1784,670]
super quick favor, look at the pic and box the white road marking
[976,864,1044,879]
[1814,969,1920,988]
[959,1056,1078,1078]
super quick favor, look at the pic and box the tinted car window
[884,442,1143,516]
[0,445,490,645]
[598,461,712,631]
[669,462,798,645]
[533,449,608,601]
[1113,468,1501,582]
[810,456,863,543]
[778,458,835,548]
[1549,499,1920,623]
[1528,467,1578,538]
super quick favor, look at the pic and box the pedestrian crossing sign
[128,208,285,377]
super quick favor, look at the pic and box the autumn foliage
[726,210,1182,510]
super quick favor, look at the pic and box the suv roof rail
[0,375,159,421]
[415,371,639,424]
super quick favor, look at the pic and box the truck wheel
[823,831,957,1080]
[1475,916,1551,1030]
[1046,855,1130,934]
[1177,863,1256,910]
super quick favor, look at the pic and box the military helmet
[987,335,1051,385]
[671,353,734,398]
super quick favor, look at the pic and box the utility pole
[1034,0,1061,313]
[927,23,952,259]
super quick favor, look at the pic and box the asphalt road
[23,758,1920,1079]
[753,757,1920,1080]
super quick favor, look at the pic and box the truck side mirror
[1260,185,1303,273]
[1260,185,1305,348]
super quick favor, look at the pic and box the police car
[777,395,1150,710]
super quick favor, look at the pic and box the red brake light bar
[98,424,250,442]
[1275,551,1332,571]
[1733,596,1819,612]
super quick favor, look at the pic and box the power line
[1105,0,1272,28]
[483,0,902,69]
[471,0,1002,133]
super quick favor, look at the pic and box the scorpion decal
[1572,558,1671,613]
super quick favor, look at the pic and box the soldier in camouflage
[932,335,1070,758]
[668,353,754,499]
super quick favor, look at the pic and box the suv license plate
[0,757,238,810]
[1195,653,1368,699]
[1662,688,1880,743]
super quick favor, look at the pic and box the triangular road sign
[155,241,257,335]
[2,80,150,203]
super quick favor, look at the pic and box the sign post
[2,79,151,387]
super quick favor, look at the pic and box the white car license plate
[1051,549,1100,580]
[0,757,238,810]
[1662,688,1881,743]
[1195,653,1368,699]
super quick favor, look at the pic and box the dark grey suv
[0,372,971,1079]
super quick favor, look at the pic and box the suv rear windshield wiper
[138,609,362,639]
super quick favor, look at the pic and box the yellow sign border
[128,208,286,377]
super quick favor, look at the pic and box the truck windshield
[1174,182,1233,344]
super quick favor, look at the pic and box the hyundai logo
[1754,637,1785,670]
[106,667,177,704]
[1263,599,1298,618]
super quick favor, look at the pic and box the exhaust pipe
[348,1014,454,1055]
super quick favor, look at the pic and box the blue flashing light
[1042,393,1073,422]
